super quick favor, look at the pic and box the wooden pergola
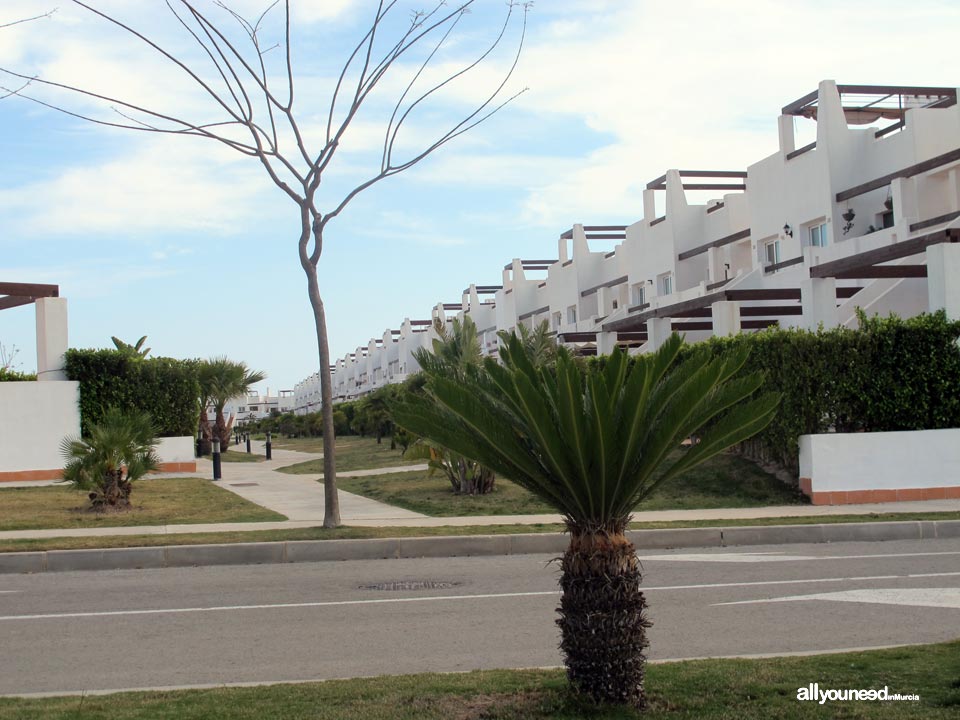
[0,282,59,311]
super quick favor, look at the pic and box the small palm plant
[61,408,160,509]
[392,333,778,708]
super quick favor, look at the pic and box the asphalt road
[1,538,959,696]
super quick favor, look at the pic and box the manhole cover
[229,483,259,487]
[360,580,462,592]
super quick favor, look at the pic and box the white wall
[155,436,196,465]
[0,381,80,476]
[799,428,960,503]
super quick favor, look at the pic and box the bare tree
[1,0,529,527]
[0,8,56,99]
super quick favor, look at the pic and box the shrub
[0,368,37,381]
[593,311,960,475]
[64,349,200,437]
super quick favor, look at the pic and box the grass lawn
[218,450,265,463]
[275,435,422,472]
[336,451,805,517]
[1,511,958,554]
[0,478,285,531]
[1,641,956,719]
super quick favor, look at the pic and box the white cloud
[490,0,960,224]
[0,136,269,236]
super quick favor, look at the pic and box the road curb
[2,519,958,574]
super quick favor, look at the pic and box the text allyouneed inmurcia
[797,684,920,704]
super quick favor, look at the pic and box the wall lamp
[783,223,793,237]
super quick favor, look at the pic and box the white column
[711,301,741,337]
[646,317,672,351]
[596,331,618,356]
[35,297,68,381]
[927,243,960,320]
[800,277,838,331]
[777,114,796,155]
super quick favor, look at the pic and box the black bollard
[212,439,222,481]
[265,431,272,460]
[246,434,251,454]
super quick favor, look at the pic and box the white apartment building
[296,80,960,408]
[209,389,296,425]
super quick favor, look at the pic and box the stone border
[1,520,958,574]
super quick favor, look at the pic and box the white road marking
[3,571,960,622]
[641,550,960,563]
[638,553,819,563]
[718,587,960,609]
[0,591,20,594]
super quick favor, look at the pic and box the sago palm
[61,407,159,509]
[392,332,778,708]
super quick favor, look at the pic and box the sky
[1,0,959,392]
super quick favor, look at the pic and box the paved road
[1,538,959,696]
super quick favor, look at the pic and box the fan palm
[392,332,779,708]
[200,357,266,452]
[61,407,159,509]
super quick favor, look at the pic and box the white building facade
[211,389,296,426]
[296,81,960,409]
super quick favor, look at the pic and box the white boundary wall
[0,381,80,477]
[799,428,960,503]
[155,436,196,465]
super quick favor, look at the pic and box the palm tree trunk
[214,409,229,451]
[557,524,651,709]
[198,409,212,456]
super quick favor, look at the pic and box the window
[659,274,673,296]
[249,405,259,411]
[566,305,577,325]
[809,222,828,247]
[238,406,246,413]
[552,311,562,329]
[881,210,894,229]
[764,239,781,267]
[630,283,645,307]
[611,299,619,310]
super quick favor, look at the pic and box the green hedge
[594,311,960,474]
[64,350,200,437]
[0,368,37,381]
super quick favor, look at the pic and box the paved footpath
[2,441,959,541]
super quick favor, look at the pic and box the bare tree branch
[0,9,57,30]
[3,0,530,528]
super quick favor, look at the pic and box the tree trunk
[198,409,212,456]
[214,409,229,451]
[304,241,340,528]
[557,525,651,709]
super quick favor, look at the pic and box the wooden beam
[726,288,803,301]
[786,142,817,160]
[764,255,805,273]
[836,265,927,279]
[835,147,960,202]
[810,230,957,278]
[678,228,751,261]
[0,282,59,298]
[580,275,629,298]
[517,305,550,321]
[0,296,36,311]
[910,210,960,232]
